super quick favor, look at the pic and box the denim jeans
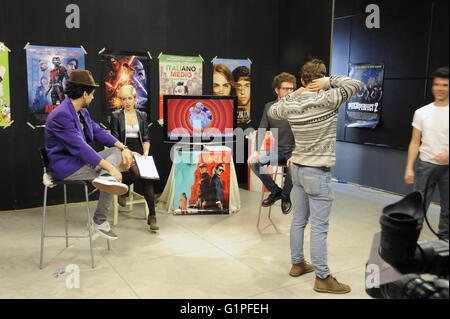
[414,159,449,240]
[64,147,123,225]
[250,146,294,198]
[290,164,334,279]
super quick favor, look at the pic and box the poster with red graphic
[164,95,236,140]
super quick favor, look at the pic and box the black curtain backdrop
[0,0,332,210]
[333,0,449,149]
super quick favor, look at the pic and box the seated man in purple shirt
[45,70,134,240]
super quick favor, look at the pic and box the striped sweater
[268,76,363,168]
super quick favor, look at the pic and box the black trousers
[123,138,156,217]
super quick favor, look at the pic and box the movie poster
[0,46,11,127]
[26,45,85,125]
[101,52,150,118]
[159,54,203,120]
[345,63,384,128]
[173,149,231,215]
[212,57,252,124]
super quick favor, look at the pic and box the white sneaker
[92,174,128,195]
[92,220,118,240]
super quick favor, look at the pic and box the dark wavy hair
[65,82,95,99]
[300,58,327,85]
[232,66,251,81]
[272,72,297,90]
[432,67,449,80]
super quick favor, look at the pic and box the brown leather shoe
[148,216,159,231]
[289,261,314,277]
[314,275,351,294]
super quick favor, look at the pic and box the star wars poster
[0,47,11,127]
[101,52,150,118]
[345,63,384,128]
[26,45,85,125]
[159,54,203,120]
[173,149,231,215]
[212,57,252,125]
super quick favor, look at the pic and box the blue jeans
[414,159,449,240]
[250,146,294,198]
[290,164,334,279]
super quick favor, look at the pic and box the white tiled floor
[0,183,441,299]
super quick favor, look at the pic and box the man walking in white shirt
[405,67,449,240]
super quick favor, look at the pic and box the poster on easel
[345,63,384,128]
[159,54,203,121]
[0,43,11,127]
[26,45,85,125]
[173,149,231,215]
[212,57,252,124]
[100,51,150,122]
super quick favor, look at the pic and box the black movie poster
[101,51,150,122]
[345,63,384,128]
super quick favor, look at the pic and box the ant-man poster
[26,45,85,125]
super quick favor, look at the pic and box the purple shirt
[45,98,118,181]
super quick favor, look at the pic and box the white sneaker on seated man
[92,172,129,196]
[44,147,132,241]
[64,147,132,241]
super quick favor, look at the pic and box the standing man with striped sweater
[269,58,363,294]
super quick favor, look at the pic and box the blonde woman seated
[110,85,159,231]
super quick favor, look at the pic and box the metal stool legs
[39,183,110,270]
[84,185,95,269]
[63,185,69,248]
[256,164,281,232]
[39,186,48,269]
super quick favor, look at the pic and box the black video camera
[366,192,449,299]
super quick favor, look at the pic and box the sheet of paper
[134,156,160,180]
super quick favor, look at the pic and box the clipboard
[134,156,160,180]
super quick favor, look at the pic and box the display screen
[164,95,236,141]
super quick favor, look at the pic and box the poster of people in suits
[101,51,150,117]
[26,45,85,125]
[212,57,251,125]
[159,54,203,121]
[0,44,11,127]
[345,63,384,128]
[173,149,231,215]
